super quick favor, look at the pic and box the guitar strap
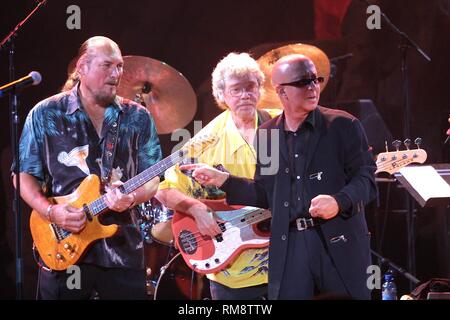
[100,111,122,185]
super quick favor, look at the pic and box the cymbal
[257,43,330,109]
[117,56,197,134]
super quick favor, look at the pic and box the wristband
[46,204,54,222]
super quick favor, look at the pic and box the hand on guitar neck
[103,181,137,213]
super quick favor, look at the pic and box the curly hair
[211,52,265,110]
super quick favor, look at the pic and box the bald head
[271,54,317,86]
[85,36,120,49]
[270,54,321,116]
[77,36,121,68]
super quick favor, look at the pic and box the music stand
[394,166,450,290]
[395,166,450,208]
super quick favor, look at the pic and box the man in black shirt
[180,54,377,299]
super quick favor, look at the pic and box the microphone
[0,71,42,98]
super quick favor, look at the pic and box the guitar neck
[122,151,184,194]
[375,148,427,175]
[221,208,272,230]
[88,150,185,216]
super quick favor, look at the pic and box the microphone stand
[362,0,431,291]
[0,0,47,300]
[371,249,420,285]
[328,53,354,103]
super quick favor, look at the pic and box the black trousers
[278,227,355,300]
[38,264,147,300]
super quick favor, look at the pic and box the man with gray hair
[157,52,272,299]
[12,36,162,299]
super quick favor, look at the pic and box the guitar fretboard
[219,207,272,231]
[88,150,185,216]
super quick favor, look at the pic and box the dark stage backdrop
[0,0,449,299]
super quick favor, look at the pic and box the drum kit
[68,43,331,299]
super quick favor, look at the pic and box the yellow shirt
[159,110,269,288]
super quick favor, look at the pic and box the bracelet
[129,192,138,208]
[46,204,54,222]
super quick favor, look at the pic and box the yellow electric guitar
[30,135,218,271]
[375,139,427,175]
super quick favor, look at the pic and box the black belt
[289,217,321,231]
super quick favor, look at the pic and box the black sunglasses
[279,76,325,88]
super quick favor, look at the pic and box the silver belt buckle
[296,217,314,231]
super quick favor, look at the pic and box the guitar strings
[178,219,267,250]
[179,210,268,242]
[376,157,413,171]
[179,217,267,247]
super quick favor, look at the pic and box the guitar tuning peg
[392,140,402,151]
[414,137,422,148]
[404,138,411,150]
[385,141,389,152]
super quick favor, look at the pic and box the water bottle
[381,272,397,300]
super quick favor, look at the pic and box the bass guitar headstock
[375,138,427,175]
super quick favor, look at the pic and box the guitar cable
[36,268,40,300]
[153,251,181,300]
[32,243,52,300]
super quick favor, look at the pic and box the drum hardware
[137,198,175,245]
